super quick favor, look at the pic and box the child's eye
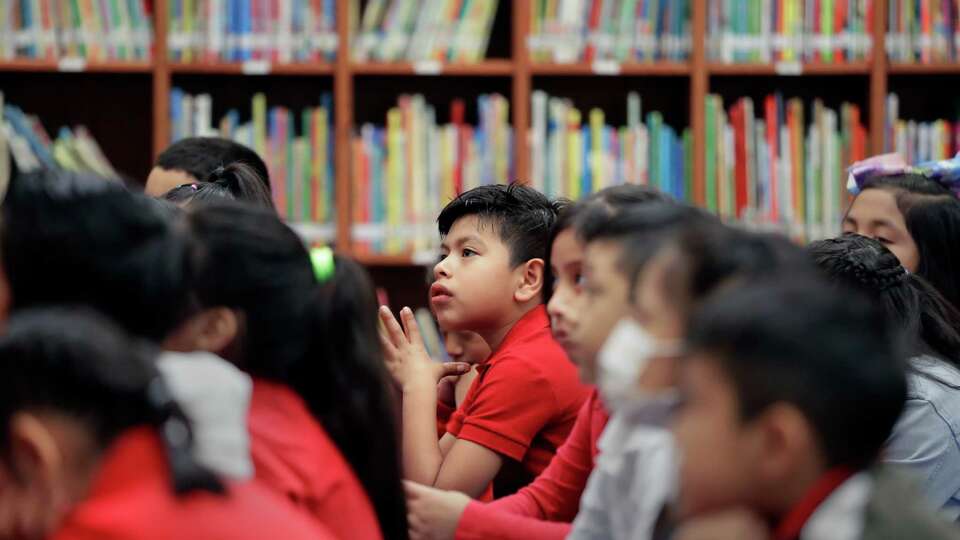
[575,273,585,287]
[462,248,477,257]
[437,253,448,263]
[877,237,892,245]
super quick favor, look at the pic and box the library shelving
[2,0,956,272]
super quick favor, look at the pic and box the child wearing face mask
[569,221,815,540]
[844,153,960,309]
[404,186,687,540]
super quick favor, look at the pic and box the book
[2,95,119,177]
[353,93,512,256]
[529,90,690,201]
[887,0,959,63]
[168,0,336,62]
[707,92,866,239]
[884,92,959,161]
[530,0,691,63]
[170,88,335,224]
[2,0,153,61]
[352,0,499,63]
[708,0,873,64]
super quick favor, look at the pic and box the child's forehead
[444,214,504,243]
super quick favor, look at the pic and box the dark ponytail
[185,202,408,538]
[809,233,960,376]
[0,307,223,495]
[163,162,275,211]
[308,255,407,539]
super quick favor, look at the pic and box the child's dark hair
[855,173,960,309]
[0,307,223,494]
[543,185,670,301]
[184,202,407,539]
[437,184,563,268]
[163,162,276,211]
[156,137,271,189]
[661,223,816,322]
[1,169,195,341]
[576,199,716,303]
[808,234,960,378]
[686,278,907,470]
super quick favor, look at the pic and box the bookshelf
[2,0,955,268]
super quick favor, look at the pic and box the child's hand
[404,480,470,540]
[379,306,469,393]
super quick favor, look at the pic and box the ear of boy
[512,258,545,305]
[750,403,828,516]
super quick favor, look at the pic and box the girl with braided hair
[809,233,960,521]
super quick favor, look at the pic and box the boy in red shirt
[380,184,589,499]
[673,279,957,540]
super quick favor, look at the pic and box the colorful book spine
[352,0,498,63]
[530,0,691,63]
[884,92,960,161]
[707,92,866,239]
[886,0,959,63]
[169,87,334,223]
[168,0,336,62]
[352,93,512,256]
[2,0,152,60]
[708,0,873,64]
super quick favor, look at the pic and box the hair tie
[847,152,960,198]
[310,246,335,283]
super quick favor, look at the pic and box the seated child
[163,161,274,210]
[844,154,960,309]
[672,277,958,540]
[809,233,960,520]
[1,169,252,481]
[0,307,331,540]
[146,136,270,197]
[380,184,589,499]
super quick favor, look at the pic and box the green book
[705,95,717,213]
[647,111,662,192]
[286,111,295,220]
[302,108,313,222]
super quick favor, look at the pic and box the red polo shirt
[248,378,383,540]
[455,389,609,540]
[52,427,333,540]
[446,306,590,495]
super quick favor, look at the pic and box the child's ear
[162,307,239,355]
[753,403,818,484]
[514,258,545,304]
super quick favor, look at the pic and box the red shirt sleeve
[453,359,559,461]
[454,501,572,540]
[454,394,599,540]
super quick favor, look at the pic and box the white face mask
[596,317,682,422]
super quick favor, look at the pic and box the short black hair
[576,201,716,300]
[686,278,907,470]
[437,184,561,267]
[857,173,960,309]
[2,169,195,342]
[543,185,671,301]
[156,137,271,189]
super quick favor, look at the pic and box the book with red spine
[584,0,604,62]
[765,94,779,222]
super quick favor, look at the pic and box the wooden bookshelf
[3,0,955,268]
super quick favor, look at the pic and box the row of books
[167,0,337,63]
[707,0,874,64]
[352,93,512,255]
[529,91,690,201]
[0,0,153,61]
[2,93,118,178]
[884,92,960,162]
[353,0,499,63]
[169,88,335,223]
[528,0,691,63]
[886,0,960,63]
[705,93,867,239]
